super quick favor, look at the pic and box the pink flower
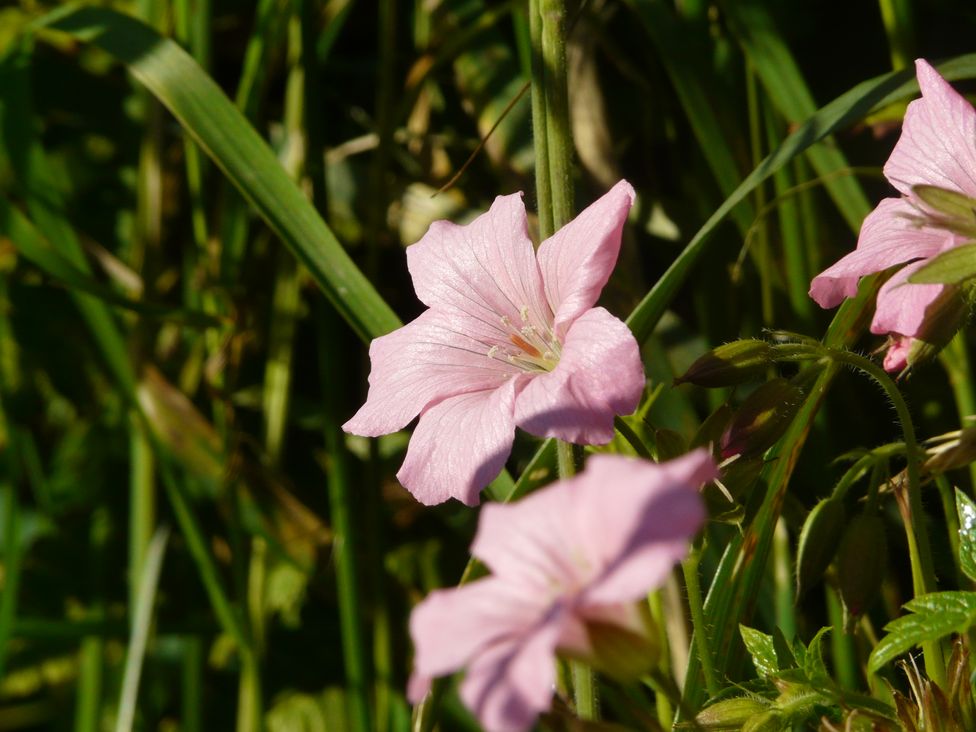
[809,59,975,372]
[407,450,717,732]
[344,181,644,505]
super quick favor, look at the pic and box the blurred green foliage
[2,0,976,730]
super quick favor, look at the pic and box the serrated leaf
[908,243,976,285]
[803,627,831,684]
[868,591,976,675]
[740,624,778,679]
[956,489,976,583]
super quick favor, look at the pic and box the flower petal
[396,376,523,505]
[471,451,712,600]
[575,452,712,605]
[536,180,636,336]
[870,258,947,339]
[809,198,952,309]
[343,309,518,437]
[471,482,588,591]
[514,307,644,444]
[884,59,976,198]
[883,335,913,373]
[408,577,546,693]
[406,192,551,335]
[459,609,563,732]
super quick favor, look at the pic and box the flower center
[487,306,561,373]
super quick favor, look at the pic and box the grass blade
[114,527,169,732]
[39,5,400,343]
[625,53,976,343]
[724,0,872,232]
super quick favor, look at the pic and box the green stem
[613,416,654,459]
[827,587,857,690]
[683,545,719,698]
[528,0,552,240]
[746,64,773,326]
[790,345,943,683]
[939,330,976,489]
[319,305,373,732]
[539,0,573,231]
[772,518,796,640]
[128,422,155,619]
[182,636,204,732]
[556,440,596,718]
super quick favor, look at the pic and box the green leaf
[802,627,831,684]
[868,591,976,675]
[907,243,976,285]
[38,5,400,343]
[740,624,778,679]
[956,489,976,583]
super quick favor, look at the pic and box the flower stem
[683,545,719,698]
[939,330,976,488]
[614,416,654,460]
[529,0,573,237]
[782,344,943,684]
[556,439,597,718]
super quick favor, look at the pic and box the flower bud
[677,340,774,387]
[837,513,887,617]
[695,697,770,729]
[720,379,804,459]
[742,709,787,732]
[795,497,846,598]
[570,602,660,682]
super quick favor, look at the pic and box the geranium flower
[344,181,644,505]
[809,59,975,372]
[407,450,717,732]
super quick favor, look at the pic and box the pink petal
[884,59,976,198]
[406,193,552,337]
[883,335,913,373]
[408,578,546,690]
[870,258,947,338]
[471,451,712,600]
[344,309,520,437]
[536,180,636,336]
[809,198,952,309]
[396,376,523,506]
[459,609,564,732]
[514,307,644,444]
[575,452,712,605]
[471,483,588,591]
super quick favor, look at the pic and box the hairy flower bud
[795,497,846,597]
[837,513,887,617]
[720,379,804,459]
[695,697,771,729]
[677,340,774,388]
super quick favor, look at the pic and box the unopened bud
[568,602,660,681]
[795,497,846,598]
[677,340,774,387]
[695,697,770,729]
[720,379,804,459]
[742,709,787,732]
[837,513,887,617]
